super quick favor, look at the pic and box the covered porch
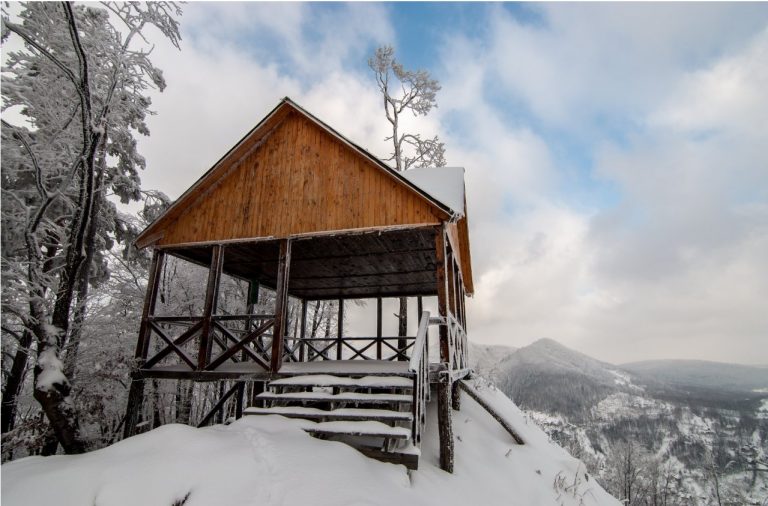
[132,224,469,382]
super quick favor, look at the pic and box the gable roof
[135,97,463,249]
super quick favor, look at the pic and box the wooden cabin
[124,97,473,471]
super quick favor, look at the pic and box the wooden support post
[299,299,307,362]
[199,245,224,370]
[246,279,260,327]
[270,239,292,372]
[235,382,245,418]
[447,252,456,320]
[124,249,165,439]
[376,297,383,360]
[336,298,344,360]
[435,228,449,365]
[438,378,455,473]
[136,249,165,362]
[451,380,461,411]
[123,373,146,439]
[417,296,423,320]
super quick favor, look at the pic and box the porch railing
[143,314,275,371]
[409,311,432,446]
[283,335,416,363]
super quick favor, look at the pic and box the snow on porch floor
[278,360,412,376]
[144,360,412,377]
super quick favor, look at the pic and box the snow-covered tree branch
[1,1,182,454]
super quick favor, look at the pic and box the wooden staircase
[245,372,421,468]
[244,312,433,469]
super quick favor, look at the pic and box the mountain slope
[490,338,625,420]
[1,378,620,506]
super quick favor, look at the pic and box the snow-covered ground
[1,378,620,506]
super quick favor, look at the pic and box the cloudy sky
[135,2,768,365]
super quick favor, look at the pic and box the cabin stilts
[124,98,474,472]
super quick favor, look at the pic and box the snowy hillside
[471,338,768,505]
[2,378,620,506]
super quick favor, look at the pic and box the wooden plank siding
[155,111,444,247]
[134,98,474,294]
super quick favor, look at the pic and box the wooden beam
[270,239,291,372]
[376,297,383,360]
[459,380,524,445]
[435,227,449,364]
[451,380,461,411]
[136,250,165,361]
[125,249,164,439]
[207,319,273,370]
[143,321,204,369]
[299,299,308,362]
[447,251,456,320]
[337,298,344,360]
[199,245,224,370]
[437,379,455,473]
[235,382,245,419]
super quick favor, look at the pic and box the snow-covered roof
[402,166,466,218]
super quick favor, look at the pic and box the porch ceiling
[166,227,439,299]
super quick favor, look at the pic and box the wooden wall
[155,111,445,246]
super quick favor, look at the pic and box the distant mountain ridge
[469,337,768,418]
[620,359,768,393]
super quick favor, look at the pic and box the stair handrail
[409,311,431,446]
[409,311,430,373]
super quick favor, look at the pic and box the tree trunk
[1,329,34,433]
[63,182,104,379]
[28,266,85,454]
[33,341,85,454]
[36,3,103,455]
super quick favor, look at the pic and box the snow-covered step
[302,420,412,440]
[269,374,413,390]
[256,391,412,405]
[244,406,413,423]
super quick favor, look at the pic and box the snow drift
[1,378,620,506]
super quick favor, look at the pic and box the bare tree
[368,45,446,340]
[368,45,446,171]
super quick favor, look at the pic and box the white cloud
[487,3,768,129]
[138,3,394,200]
[133,3,768,364]
[430,6,768,364]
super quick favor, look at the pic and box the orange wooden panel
[157,112,441,247]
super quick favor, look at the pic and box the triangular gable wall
[150,110,446,247]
